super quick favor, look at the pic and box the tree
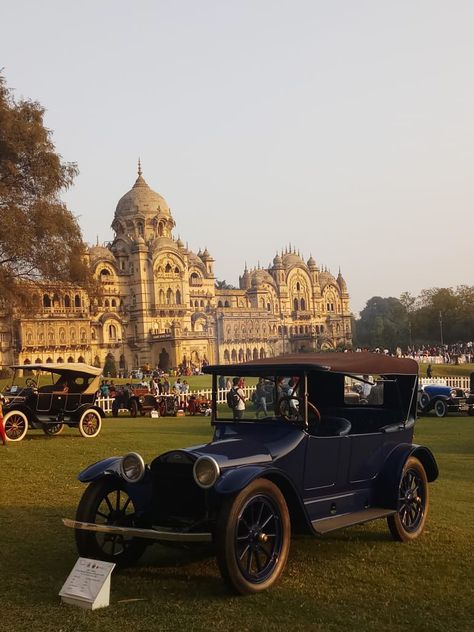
[354,296,408,349]
[0,73,90,308]
[215,279,237,290]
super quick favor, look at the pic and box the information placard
[59,557,115,610]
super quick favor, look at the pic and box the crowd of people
[353,341,474,364]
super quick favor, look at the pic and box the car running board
[62,518,212,542]
[312,508,396,535]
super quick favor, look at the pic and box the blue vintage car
[64,352,438,594]
[418,383,474,417]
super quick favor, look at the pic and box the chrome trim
[62,518,212,542]
[193,455,220,489]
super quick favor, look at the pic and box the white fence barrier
[419,376,470,389]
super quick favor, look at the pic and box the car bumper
[62,518,212,542]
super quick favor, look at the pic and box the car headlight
[120,452,145,483]
[193,456,220,489]
[450,389,458,398]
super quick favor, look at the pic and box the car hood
[183,438,273,468]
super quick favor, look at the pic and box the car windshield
[216,373,311,422]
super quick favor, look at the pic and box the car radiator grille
[151,457,207,527]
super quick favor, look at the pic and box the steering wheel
[277,396,321,424]
[25,378,37,388]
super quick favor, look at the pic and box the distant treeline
[353,286,474,350]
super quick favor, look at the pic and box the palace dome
[114,167,170,221]
[89,245,116,264]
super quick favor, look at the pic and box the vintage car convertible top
[65,352,438,594]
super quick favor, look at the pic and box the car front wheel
[78,409,102,438]
[3,411,29,441]
[215,478,290,595]
[434,399,447,417]
[75,477,148,566]
[387,456,429,542]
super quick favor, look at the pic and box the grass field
[1,415,473,632]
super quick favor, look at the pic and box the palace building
[0,165,352,372]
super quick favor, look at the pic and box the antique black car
[64,353,438,594]
[2,363,104,441]
[418,383,474,417]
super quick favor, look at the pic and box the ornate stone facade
[0,166,352,372]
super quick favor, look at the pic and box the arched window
[246,349,251,361]
[296,282,300,291]
[267,303,271,311]
[176,289,181,305]
[70,329,76,342]
[78,356,85,363]
[301,298,306,311]
[166,288,173,304]
[239,349,245,362]
[200,300,204,307]
[158,223,164,236]
[46,357,53,363]
[100,268,110,279]
[59,328,66,343]
[159,289,165,304]
[224,349,230,362]
[57,357,64,363]
[224,300,230,308]
[217,301,223,308]
[294,298,298,312]
[35,357,42,364]
[231,349,237,362]
[105,299,110,308]
[321,325,324,333]
[253,348,258,360]
[174,266,180,274]
[64,295,71,308]
[260,348,266,359]
[43,295,51,308]
[109,324,117,340]
[165,263,172,273]
[75,295,81,307]
[52,293,60,307]
[80,329,86,342]
[67,356,74,363]
[111,299,116,307]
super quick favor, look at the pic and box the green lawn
[1,415,473,632]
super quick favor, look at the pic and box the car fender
[214,465,272,494]
[376,443,439,508]
[2,403,39,424]
[78,457,153,510]
[214,465,313,533]
[78,457,123,482]
[72,403,105,421]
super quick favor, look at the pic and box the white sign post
[59,557,116,610]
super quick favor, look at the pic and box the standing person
[162,376,170,395]
[229,377,246,421]
[254,378,268,419]
[426,364,433,379]
[218,375,226,390]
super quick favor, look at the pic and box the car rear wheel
[434,400,447,417]
[43,422,64,436]
[75,477,148,566]
[78,409,102,438]
[3,411,29,442]
[387,456,429,542]
[129,400,139,418]
[215,478,290,595]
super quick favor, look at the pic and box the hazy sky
[2,1,473,314]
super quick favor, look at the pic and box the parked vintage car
[2,363,104,441]
[126,387,178,417]
[418,383,474,417]
[64,353,438,594]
